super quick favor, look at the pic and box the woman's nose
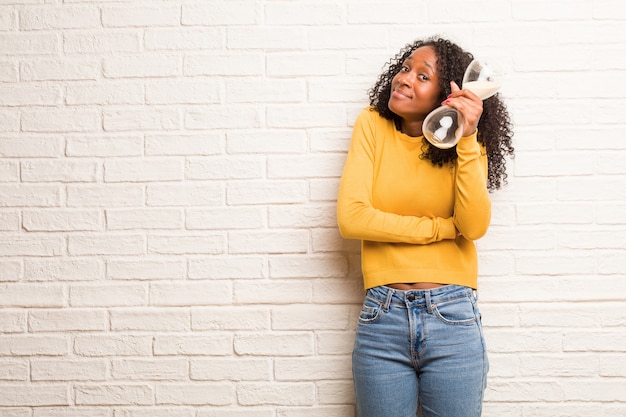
[397,72,411,87]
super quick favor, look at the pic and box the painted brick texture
[1,1,625,416]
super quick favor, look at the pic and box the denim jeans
[352,285,488,417]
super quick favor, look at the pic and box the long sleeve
[336,109,457,244]
[452,133,492,240]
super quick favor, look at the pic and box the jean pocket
[358,297,383,324]
[432,296,477,326]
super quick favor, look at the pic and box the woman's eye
[401,66,409,72]
[418,74,429,81]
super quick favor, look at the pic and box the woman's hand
[443,81,483,138]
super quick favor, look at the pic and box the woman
[336,36,514,417]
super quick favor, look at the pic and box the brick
[0,33,58,55]
[34,408,111,417]
[66,134,143,157]
[277,406,354,417]
[182,1,259,25]
[484,381,563,402]
[190,358,270,381]
[274,357,351,381]
[0,385,68,406]
[0,61,17,82]
[266,104,346,128]
[0,359,28,381]
[65,81,144,105]
[74,335,152,357]
[184,106,260,130]
[0,136,63,157]
[317,381,355,405]
[150,281,233,306]
[0,161,20,182]
[0,85,61,106]
[0,310,26,333]
[199,409,273,417]
[188,256,265,280]
[234,333,314,356]
[156,383,235,406]
[237,382,315,406]
[0,260,20,282]
[146,79,221,105]
[20,58,100,81]
[226,130,306,154]
[186,207,264,230]
[0,235,65,256]
[103,108,180,132]
[267,53,344,77]
[22,109,99,132]
[192,307,269,331]
[521,354,598,377]
[29,309,107,332]
[106,259,186,280]
[0,185,61,207]
[103,55,180,78]
[271,305,353,330]
[312,280,362,304]
[21,160,98,182]
[486,330,563,353]
[264,3,343,25]
[68,235,145,256]
[111,359,188,380]
[227,77,306,104]
[0,8,16,30]
[153,334,233,356]
[64,32,141,54]
[20,6,100,30]
[186,156,264,180]
[102,5,180,27]
[145,133,223,156]
[564,331,626,352]
[0,335,68,356]
[67,184,144,207]
[110,308,190,331]
[145,27,223,51]
[70,284,147,307]
[106,208,183,230]
[0,211,19,230]
[31,359,107,381]
[268,205,337,229]
[227,27,305,50]
[227,180,306,205]
[75,384,153,406]
[0,110,20,132]
[228,231,308,254]
[148,234,224,255]
[316,332,355,356]
[114,408,195,417]
[104,158,184,182]
[0,283,65,307]
[234,281,312,305]
[146,183,224,207]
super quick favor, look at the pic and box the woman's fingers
[443,81,483,137]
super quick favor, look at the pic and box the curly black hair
[368,36,514,191]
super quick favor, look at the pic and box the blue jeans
[352,285,488,417]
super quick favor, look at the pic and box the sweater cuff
[440,218,457,240]
[456,131,481,159]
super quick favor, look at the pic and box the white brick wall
[0,0,624,415]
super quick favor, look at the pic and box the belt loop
[425,290,433,314]
[382,287,394,312]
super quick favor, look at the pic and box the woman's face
[388,46,442,127]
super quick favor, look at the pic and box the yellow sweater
[337,107,491,290]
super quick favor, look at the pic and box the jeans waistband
[367,284,474,310]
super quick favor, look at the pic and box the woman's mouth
[392,89,412,99]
